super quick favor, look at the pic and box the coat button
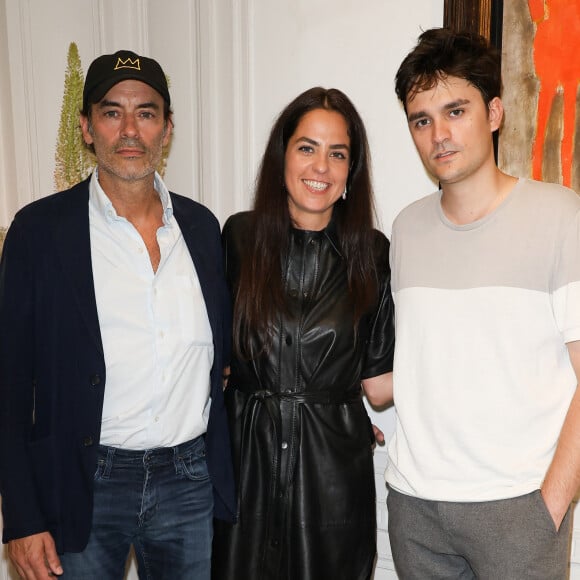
[289,289,298,298]
[82,436,94,447]
[90,374,101,386]
[285,335,292,345]
[281,441,288,450]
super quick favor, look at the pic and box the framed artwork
[444,0,580,193]
[443,0,503,44]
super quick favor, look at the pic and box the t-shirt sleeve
[552,209,580,344]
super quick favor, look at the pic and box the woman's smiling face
[284,108,350,230]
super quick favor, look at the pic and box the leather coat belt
[233,386,363,521]
[234,386,362,404]
[234,387,363,455]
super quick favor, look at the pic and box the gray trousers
[387,487,572,580]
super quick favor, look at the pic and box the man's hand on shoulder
[8,532,62,579]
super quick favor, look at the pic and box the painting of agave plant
[54,42,94,191]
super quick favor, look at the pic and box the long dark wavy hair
[234,87,379,357]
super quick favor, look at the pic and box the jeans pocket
[177,448,210,482]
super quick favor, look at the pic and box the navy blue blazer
[0,178,236,552]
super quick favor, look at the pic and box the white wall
[3,1,578,579]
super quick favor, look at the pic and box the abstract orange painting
[500,0,580,193]
[445,0,580,193]
[528,0,580,188]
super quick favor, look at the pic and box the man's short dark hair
[395,28,502,113]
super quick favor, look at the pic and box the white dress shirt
[89,170,213,449]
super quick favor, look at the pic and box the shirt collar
[289,212,343,258]
[89,168,174,225]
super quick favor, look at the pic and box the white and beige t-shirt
[386,178,580,502]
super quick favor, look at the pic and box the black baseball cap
[83,50,170,112]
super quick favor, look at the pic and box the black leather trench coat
[212,211,395,580]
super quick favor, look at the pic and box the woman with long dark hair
[212,87,394,580]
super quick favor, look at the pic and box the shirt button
[289,289,298,298]
[281,441,288,450]
[90,374,101,387]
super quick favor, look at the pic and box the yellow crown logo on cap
[114,57,141,71]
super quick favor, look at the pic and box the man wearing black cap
[0,50,235,578]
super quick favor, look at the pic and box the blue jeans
[60,436,213,579]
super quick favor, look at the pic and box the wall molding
[98,0,148,54]
[230,0,255,215]
[5,0,37,208]
[192,0,254,223]
[0,0,17,226]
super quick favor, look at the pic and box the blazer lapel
[54,181,104,355]
[172,197,219,346]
